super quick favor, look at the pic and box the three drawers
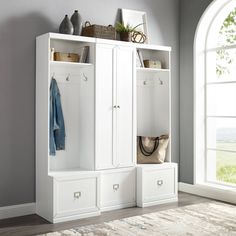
[53,175,100,220]
[52,164,177,221]
[100,168,136,211]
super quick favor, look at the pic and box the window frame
[194,0,236,187]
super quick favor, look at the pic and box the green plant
[217,165,236,184]
[216,7,236,77]
[115,22,143,33]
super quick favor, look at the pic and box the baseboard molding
[179,182,236,204]
[138,197,178,208]
[100,202,136,212]
[53,211,101,223]
[0,203,36,220]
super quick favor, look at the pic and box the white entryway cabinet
[36,33,177,223]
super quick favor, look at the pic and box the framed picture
[121,9,149,43]
[137,49,144,67]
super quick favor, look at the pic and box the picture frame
[121,9,149,43]
[137,49,144,67]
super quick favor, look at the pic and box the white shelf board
[137,67,170,73]
[137,162,177,169]
[49,168,98,177]
[135,43,171,51]
[50,61,93,68]
[48,32,96,43]
[37,33,171,52]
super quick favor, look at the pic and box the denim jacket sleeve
[49,79,66,156]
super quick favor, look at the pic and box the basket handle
[84,21,91,27]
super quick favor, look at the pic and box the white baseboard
[137,197,178,208]
[100,202,136,212]
[53,211,101,223]
[179,182,236,204]
[0,203,36,220]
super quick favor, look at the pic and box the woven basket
[143,60,162,69]
[54,52,79,62]
[82,21,116,40]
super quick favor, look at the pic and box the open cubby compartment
[50,38,95,64]
[137,71,171,162]
[136,48,170,70]
[49,60,95,172]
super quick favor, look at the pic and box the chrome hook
[66,74,70,81]
[158,77,163,85]
[82,73,88,81]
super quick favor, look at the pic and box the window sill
[179,182,236,204]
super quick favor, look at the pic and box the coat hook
[52,72,55,79]
[82,73,88,81]
[143,80,147,85]
[158,77,163,85]
[66,74,70,81]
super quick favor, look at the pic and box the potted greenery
[115,22,143,42]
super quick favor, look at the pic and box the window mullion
[206,44,236,52]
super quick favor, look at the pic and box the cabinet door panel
[96,44,115,170]
[116,47,134,167]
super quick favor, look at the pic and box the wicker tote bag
[137,135,169,164]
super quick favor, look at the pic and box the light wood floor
[0,192,215,236]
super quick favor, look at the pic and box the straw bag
[137,135,169,164]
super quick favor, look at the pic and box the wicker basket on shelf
[82,21,116,40]
[54,52,79,62]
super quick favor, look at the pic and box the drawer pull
[113,184,120,191]
[74,191,81,199]
[157,180,163,186]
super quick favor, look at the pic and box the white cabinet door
[116,46,135,167]
[95,44,115,170]
[95,44,135,170]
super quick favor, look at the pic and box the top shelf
[137,67,170,73]
[38,33,172,52]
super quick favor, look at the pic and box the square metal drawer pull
[113,184,120,191]
[74,191,81,199]
[157,180,163,186]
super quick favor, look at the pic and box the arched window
[194,0,236,187]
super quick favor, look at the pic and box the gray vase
[59,15,74,35]
[70,10,82,35]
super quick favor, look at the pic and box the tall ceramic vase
[70,10,83,35]
[59,15,74,35]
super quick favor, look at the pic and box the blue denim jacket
[49,78,65,156]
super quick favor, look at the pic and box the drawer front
[143,168,176,202]
[100,169,136,208]
[54,177,98,218]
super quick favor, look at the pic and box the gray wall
[179,0,212,184]
[0,0,179,207]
